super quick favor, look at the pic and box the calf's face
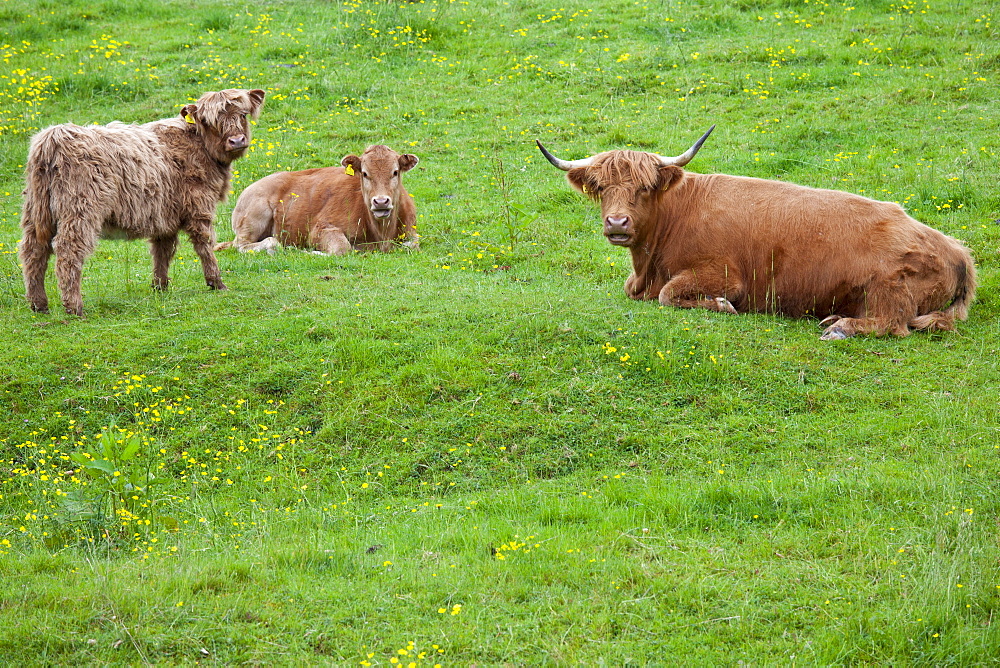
[182,88,265,163]
[342,145,419,220]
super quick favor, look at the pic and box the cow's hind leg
[658,267,745,315]
[820,316,909,340]
[819,277,913,340]
[52,226,99,316]
[230,198,280,254]
[150,235,178,291]
[19,231,52,313]
[185,220,227,290]
[238,236,282,254]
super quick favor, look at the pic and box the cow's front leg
[658,267,744,314]
[185,221,227,290]
[313,227,352,256]
[400,211,420,250]
[625,272,662,300]
[150,235,178,291]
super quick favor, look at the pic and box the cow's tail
[909,256,977,332]
[214,240,234,251]
[19,128,61,251]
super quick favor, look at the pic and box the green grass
[1,0,999,663]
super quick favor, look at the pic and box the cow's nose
[605,216,629,230]
[372,196,391,209]
[226,134,248,150]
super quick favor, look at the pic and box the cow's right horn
[655,125,715,167]
[536,140,594,171]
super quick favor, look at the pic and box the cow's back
[28,122,180,237]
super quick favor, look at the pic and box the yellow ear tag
[582,184,588,193]
[184,114,195,124]
[344,164,355,176]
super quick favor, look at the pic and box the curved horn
[536,140,594,171]
[655,125,715,167]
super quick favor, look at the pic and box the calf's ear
[341,155,362,175]
[180,104,199,125]
[247,89,265,118]
[657,165,683,192]
[399,154,419,172]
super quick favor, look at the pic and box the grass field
[1,0,999,663]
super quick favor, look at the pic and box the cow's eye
[393,170,398,177]
[361,172,369,179]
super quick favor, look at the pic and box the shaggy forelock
[587,151,663,195]
[193,89,259,128]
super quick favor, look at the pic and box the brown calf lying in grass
[218,144,419,255]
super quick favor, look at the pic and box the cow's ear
[247,89,265,119]
[658,165,684,192]
[341,155,361,175]
[180,104,199,125]
[566,167,589,195]
[399,154,419,172]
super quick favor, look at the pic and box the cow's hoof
[29,303,49,314]
[714,297,738,314]
[820,326,849,341]
[208,281,228,291]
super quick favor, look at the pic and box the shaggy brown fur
[546,146,976,340]
[19,88,265,315]
[217,145,419,255]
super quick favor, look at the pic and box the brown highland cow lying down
[538,126,976,340]
[217,144,419,255]
[19,88,265,316]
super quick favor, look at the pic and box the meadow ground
[1,0,999,663]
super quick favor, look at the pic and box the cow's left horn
[655,125,716,167]
[536,140,594,171]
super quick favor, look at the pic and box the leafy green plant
[491,150,539,250]
[62,424,176,539]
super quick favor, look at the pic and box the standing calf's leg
[150,235,179,291]
[52,226,99,316]
[658,267,745,314]
[19,232,52,313]
[185,221,227,290]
